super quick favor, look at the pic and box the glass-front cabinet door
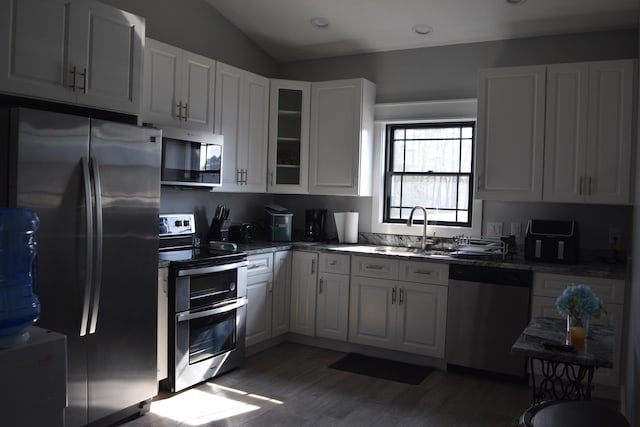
[267,79,310,193]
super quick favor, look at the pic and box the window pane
[406,127,460,140]
[457,211,468,223]
[392,175,459,209]
[403,140,460,172]
[390,207,401,218]
[393,128,405,140]
[457,176,470,209]
[390,175,402,206]
[461,126,473,139]
[461,139,472,173]
[392,141,406,172]
[429,209,457,222]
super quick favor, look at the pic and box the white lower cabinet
[348,256,448,358]
[316,253,350,341]
[290,251,319,336]
[272,251,292,337]
[246,253,274,347]
[531,273,626,387]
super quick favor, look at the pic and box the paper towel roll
[334,212,359,243]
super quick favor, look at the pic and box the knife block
[207,219,231,242]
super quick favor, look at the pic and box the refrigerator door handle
[89,157,103,335]
[80,157,93,337]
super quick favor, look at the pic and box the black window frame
[383,121,475,227]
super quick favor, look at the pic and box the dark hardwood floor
[122,342,535,426]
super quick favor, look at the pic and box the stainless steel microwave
[160,127,223,188]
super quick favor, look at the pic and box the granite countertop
[511,316,614,368]
[158,240,627,280]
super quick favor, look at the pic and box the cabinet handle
[399,288,404,305]
[183,103,188,121]
[270,171,274,186]
[329,260,338,266]
[392,287,397,304]
[236,169,242,184]
[365,264,385,270]
[477,175,481,192]
[579,176,583,195]
[243,169,248,185]
[79,67,87,94]
[319,278,324,294]
[176,101,183,120]
[588,176,592,196]
[247,263,261,270]
[413,269,433,275]
[268,281,273,293]
[69,66,77,91]
[311,259,316,275]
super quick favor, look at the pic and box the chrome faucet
[407,206,428,250]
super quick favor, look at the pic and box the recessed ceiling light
[412,24,433,36]
[310,17,329,29]
[506,0,527,4]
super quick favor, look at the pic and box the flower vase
[567,315,589,349]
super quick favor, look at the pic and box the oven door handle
[176,260,248,277]
[176,297,247,322]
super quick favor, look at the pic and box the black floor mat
[328,353,434,385]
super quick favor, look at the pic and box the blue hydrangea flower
[555,284,605,320]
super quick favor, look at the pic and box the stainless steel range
[159,214,248,392]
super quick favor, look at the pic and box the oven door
[173,297,247,392]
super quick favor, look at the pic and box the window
[384,122,474,227]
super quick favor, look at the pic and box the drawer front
[351,255,398,280]
[247,253,274,277]
[319,253,350,274]
[399,260,449,286]
[533,273,625,304]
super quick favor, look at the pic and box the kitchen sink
[328,245,453,258]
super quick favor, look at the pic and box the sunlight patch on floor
[146,383,285,426]
[149,387,260,426]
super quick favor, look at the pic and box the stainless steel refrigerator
[1,108,161,427]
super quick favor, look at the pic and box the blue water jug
[0,208,41,347]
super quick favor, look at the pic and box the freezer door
[87,120,161,423]
[13,108,92,427]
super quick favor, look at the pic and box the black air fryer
[524,220,579,264]
[305,209,327,242]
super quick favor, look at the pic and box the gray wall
[279,29,637,103]
[98,0,278,76]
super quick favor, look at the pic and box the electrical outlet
[487,222,503,237]
[510,222,522,238]
[609,227,621,244]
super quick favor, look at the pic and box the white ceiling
[204,0,639,62]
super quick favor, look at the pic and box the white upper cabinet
[544,60,634,204]
[475,65,547,201]
[0,0,144,114]
[215,62,269,193]
[309,78,375,196]
[267,79,311,194]
[477,59,635,204]
[142,38,215,131]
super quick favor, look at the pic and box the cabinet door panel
[396,282,447,357]
[215,63,243,190]
[0,0,75,102]
[586,60,634,204]
[246,272,273,347]
[348,276,394,348]
[543,63,588,203]
[75,1,143,113]
[476,66,546,201]
[241,72,269,192]
[182,51,215,131]
[143,39,180,125]
[316,272,349,341]
[272,251,291,337]
[290,251,318,336]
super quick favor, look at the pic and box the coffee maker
[305,209,327,242]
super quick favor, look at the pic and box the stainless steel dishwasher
[445,263,532,377]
